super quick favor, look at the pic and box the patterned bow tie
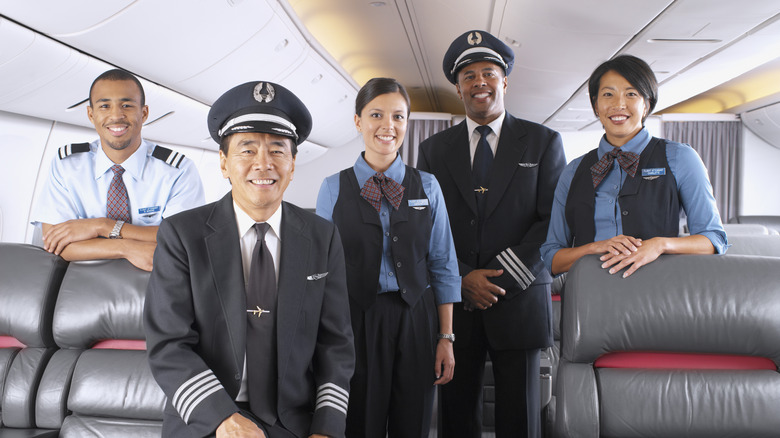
[590,148,640,188]
[360,172,404,212]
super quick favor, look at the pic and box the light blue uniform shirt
[316,153,461,305]
[33,139,205,227]
[541,128,728,274]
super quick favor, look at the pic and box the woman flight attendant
[541,55,728,277]
[316,77,461,438]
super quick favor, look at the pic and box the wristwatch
[437,333,455,343]
[109,220,125,239]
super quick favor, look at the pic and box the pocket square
[518,162,539,168]
[307,272,328,281]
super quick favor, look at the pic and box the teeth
[610,116,628,122]
[108,126,126,132]
[251,179,274,185]
[377,135,395,141]
[473,92,490,98]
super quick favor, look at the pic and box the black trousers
[233,403,297,438]
[439,306,541,438]
[346,290,438,438]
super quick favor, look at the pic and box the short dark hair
[219,133,297,157]
[588,55,658,122]
[89,69,146,107]
[355,77,410,117]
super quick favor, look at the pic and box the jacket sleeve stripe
[497,252,524,286]
[172,370,225,423]
[315,400,348,415]
[316,383,349,415]
[506,248,535,283]
[497,251,531,288]
[182,384,223,423]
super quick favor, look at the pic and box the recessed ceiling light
[369,1,386,6]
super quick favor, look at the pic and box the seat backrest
[726,234,780,257]
[39,259,164,437]
[730,215,780,234]
[555,254,780,438]
[723,223,771,235]
[0,243,67,429]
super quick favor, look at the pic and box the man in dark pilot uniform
[417,30,566,438]
[145,81,355,438]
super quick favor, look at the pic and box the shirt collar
[598,127,651,158]
[465,111,506,138]
[94,138,151,181]
[353,152,405,189]
[233,200,283,242]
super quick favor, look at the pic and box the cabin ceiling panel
[280,50,359,148]
[11,0,276,86]
[174,14,309,103]
[0,0,134,35]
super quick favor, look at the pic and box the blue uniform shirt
[33,139,205,227]
[317,153,461,305]
[541,128,728,274]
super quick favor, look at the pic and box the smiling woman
[540,55,728,279]
[315,77,461,437]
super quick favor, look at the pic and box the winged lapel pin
[307,272,328,281]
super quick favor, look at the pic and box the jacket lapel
[443,121,478,215]
[276,203,311,374]
[485,114,527,218]
[205,192,246,373]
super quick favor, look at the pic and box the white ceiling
[1,0,780,155]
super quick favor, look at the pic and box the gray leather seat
[0,244,66,437]
[555,254,780,438]
[726,234,780,257]
[41,259,164,437]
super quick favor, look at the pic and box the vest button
[401,289,407,294]
[470,220,476,226]
[392,236,399,242]
[622,211,628,216]
[396,262,402,268]
[234,373,241,380]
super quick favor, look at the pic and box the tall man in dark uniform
[145,81,354,438]
[417,31,566,438]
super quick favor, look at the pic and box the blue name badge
[642,168,666,177]
[408,199,429,207]
[138,206,161,216]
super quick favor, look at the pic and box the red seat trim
[551,294,561,302]
[0,335,25,348]
[594,352,777,370]
[92,339,146,350]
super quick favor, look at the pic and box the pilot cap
[442,30,514,84]
[208,81,312,145]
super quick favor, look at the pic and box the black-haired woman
[541,55,727,278]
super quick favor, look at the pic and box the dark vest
[332,166,432,310]
[565,137,679,245]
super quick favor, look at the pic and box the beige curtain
[663,121,742,222]
[400,118,451,166]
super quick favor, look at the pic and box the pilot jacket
[145,192,354,438]
[417,112,565,437]
[417,112,565,351]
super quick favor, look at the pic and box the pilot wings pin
[307,272,328,281]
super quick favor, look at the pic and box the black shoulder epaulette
[57,143,90,160]
[151,146,185,169]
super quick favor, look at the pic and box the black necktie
[473,125,493,214]
[246,222,277,425]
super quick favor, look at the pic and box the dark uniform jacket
[144,193,354,437]
[417,112,566,350]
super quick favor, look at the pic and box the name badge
[408,199,429,207]
[138,206,161,215]
[642,168,666,177]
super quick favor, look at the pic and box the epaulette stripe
[152,146,185,168]
[58,143,90,160]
